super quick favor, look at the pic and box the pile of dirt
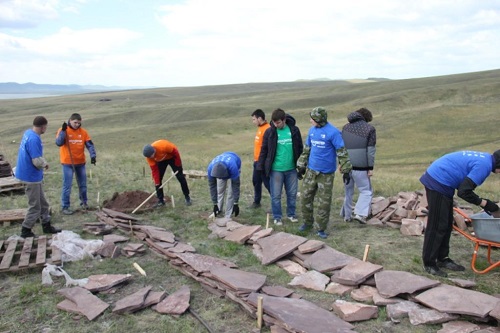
[103,190,170,213]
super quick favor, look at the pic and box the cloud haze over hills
[1,1,499,87]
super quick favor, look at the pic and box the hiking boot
[424,265,448,277]
[154,201,166,208]
[249,202,261,209]
[316,230,328,239]
[61,208,74,215]
[288,216,299,223]
[354,214,367,224]
[185,197,192,206]
[21,227,35,238]
[437,258,465,271]
[298,223,312,232]
[42,223,62,234]
[273,219,283,226]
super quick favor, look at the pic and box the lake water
[0,94,60,99]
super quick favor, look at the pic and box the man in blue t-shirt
[207,152,241,219]
[15,116,62,238]
[296,107,352,239]
[420,150,500,277]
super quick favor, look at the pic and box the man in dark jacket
[257,108,303,226]
[340,108,376,224]
[420,150,500,277]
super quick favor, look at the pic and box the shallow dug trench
[102,190,171,213]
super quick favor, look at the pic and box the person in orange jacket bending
[142,139,191,207]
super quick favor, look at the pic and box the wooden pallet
[0,208,27,226]
[0,235,62,272]
[0,176,24,193]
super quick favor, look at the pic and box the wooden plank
[35,236,47,265]
[51,245,62,264]
[18,237,34,268]
[0,209,27,223]
[0,239,18,270]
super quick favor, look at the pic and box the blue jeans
[270,169,298,220]
[61,164,87,208]
[252,162,270,204]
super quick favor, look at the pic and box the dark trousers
[422,187,454,266]
[252,161,270,204]
[156,159,190,202]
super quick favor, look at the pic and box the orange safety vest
[145,140,181,185]
[56,127,91,165]
[254,122,270,161]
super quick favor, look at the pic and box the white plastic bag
[41,264,89,286]
[51,230,104,262]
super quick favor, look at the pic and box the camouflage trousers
[300,169,335,231]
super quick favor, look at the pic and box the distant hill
[0,78,391,95]
[0,82,154,95]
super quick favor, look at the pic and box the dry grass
[1,70,500,332]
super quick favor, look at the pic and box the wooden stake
[257,296,263,329]
[363,244,370,262]
[133,262,147,276]
[128,219,134,234]
[266,213,270,229]
[89,169,92,180]
[171,195,175,208]
[131,171,179,214]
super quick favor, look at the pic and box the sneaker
[316,230,328,239]
[249,202,261,209]
[61,208,74,215]
[185,197,192,206]
[437,258,465,271]
[42,223,62,234]
[273,219,283,226]
[21,227,35,238]
[343,217,352,222]
[353,214,367,224]
[81,203,89,210]
[154,201,166,208]
[424,265,448,277]
[298,223,312,232]
[288,216,299,223]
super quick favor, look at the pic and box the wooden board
[0,208,27,226]
[183,170,208,179]
[0,176,24,193]
[0,236,62,272]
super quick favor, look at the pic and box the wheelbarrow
[453,207,500,274]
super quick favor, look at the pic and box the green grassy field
[0,69,499,332]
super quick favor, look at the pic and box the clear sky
[1,0,499,88]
